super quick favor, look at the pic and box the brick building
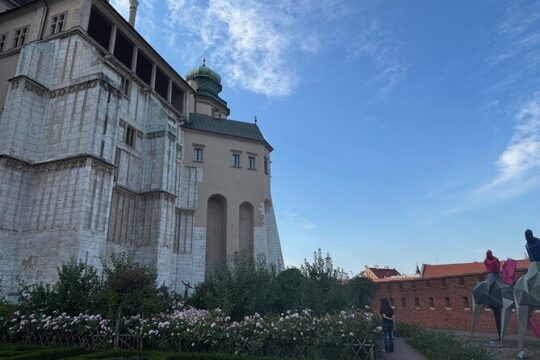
[371,260,531,334]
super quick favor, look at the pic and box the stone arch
[239,202,254,257]
[206,194,227,275]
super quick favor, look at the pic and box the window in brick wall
[50,12,66,35]
[415,297,420,308]
[429,297,435,308]
[411,281,416,289]
[459,276,465,286]
[12,26,28,48]
[401,298,406,307]
[462,296,469,308]
[445,297,451,308]
[441,278,447,288]
[389,298,394,307]
[399,282,403,289]
[0,33,7,52]
[425,280,431,287]
[125,125,135,147]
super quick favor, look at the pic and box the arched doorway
[239,202,254,257]
[206,194,227,276]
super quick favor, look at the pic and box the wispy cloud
[163,0,405,97]
[346,19,407,97]
[282,210,315,231]
[475,93,540,199]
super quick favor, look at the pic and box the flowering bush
[0,306,379,358]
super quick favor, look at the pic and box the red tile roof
[366,267,400,279]
[421,259,529,278]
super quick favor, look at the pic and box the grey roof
[183,113,272,150]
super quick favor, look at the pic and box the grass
[0,344,293,360]
[397,323,492,360]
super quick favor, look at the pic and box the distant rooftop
[365,266,400,279]
[421,259,530,278]
[183,113,272,150]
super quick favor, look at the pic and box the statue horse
[471,251,515,347]
[514,230,540,359]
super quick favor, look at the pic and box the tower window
[50,13,66,35]
[125,125,135,147]
[0,33,7,52]
[248,155,256,170]
[231,153,241,168]
[264,157,269,175]
[12,26,28,48]
[193,147,204,162]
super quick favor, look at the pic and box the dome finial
[202,58,206,67]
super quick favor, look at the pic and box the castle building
[0,0,283,297]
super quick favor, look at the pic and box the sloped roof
[367,267,400,279]
[183,113,272,150]
[422,259,530,278]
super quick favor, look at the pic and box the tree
[100,253,158,347]
[55,258,102,315]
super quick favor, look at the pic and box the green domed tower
[186,60,230,118]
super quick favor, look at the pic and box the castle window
[154,66,169,99]
[248,155,256,170]
[88,7,111,50]
[125,125,135,147]
[171,83,184,112]
[411,281,416,289]
[231,153,241,168]
[429,297,435,308]
[415,297,420,308]
[445,297,451,308]
[113,30,133,68]
[401,298,406,307]
[264,157,269,175]
[12,26,28,48]
[193,147,204,162]
[462,296,469,308]
[425,280,431,287]
[441,278,447,288]
[459,276,465,286]
[121,76,130,97]
[0,33,7,52]
[50,12,66,35]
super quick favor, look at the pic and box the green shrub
[398,323,492,360]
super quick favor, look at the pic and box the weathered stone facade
[0,0,283,298]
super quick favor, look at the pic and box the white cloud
[476,92,540,197]
[164,0,405,97]
[346,19,407,97]
[282,209,315,231]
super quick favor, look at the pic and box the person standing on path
[380,298,395,353]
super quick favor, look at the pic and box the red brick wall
[371,272,530,334]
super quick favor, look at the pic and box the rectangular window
[121,76,130,96]
[248,155,256,170]
[401,298,406,307]
[0,33,7,52]
[415,297,420,308]
[459,277,465,286]
[441,278,447,288]
[50,13,66,35]
[264,158,269,175]
[194,147,203,162]
[425,280,431,287]
[231,153,241,168]
[429,297,435,308]
[125,125,135,147]
[463,296,469,308]
[411,281,416,289]
[445,297,451,308]
[12,26,28,48]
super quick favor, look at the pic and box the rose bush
[0,305,379,357]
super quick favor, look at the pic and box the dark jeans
[383,322,394,352]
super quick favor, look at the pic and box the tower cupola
[186,60,230,117]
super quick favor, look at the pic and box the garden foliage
[189,249,376,319]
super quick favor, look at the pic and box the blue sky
[111,0,540,275]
